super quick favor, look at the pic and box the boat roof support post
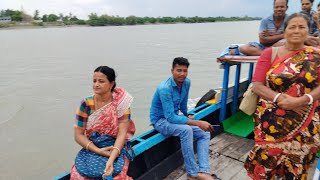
[248,63,254,86]
[219,63,230,122]
[232,64,241,114]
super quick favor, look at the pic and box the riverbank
[0,19,260,30]
[0,22,88,30]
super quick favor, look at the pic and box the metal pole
[248,63,254,85]
[232,64,241,114]
[219,63,230,122]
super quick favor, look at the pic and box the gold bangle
[86,141,93,151]
[112,146,121,155]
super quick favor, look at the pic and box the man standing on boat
[149,57,217,180]
[240,0,319,56]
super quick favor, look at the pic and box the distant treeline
[87,14,261,26]
[0,9,261,27]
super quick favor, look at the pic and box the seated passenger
[70,66,135,180]
[240,0,288,56]
[149,57,219,180]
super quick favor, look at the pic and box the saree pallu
[71,87,135,180]
[245,47,320,180]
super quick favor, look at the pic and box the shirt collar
[170,76,178,87]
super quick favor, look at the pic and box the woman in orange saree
[70,66,135,180]
[244,13,320,179]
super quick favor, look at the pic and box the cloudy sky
[0,0,305,20]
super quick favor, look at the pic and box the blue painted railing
[53,101,222,180]
[218,61,255,123]
[54,57,257,180]
[219,63,230,122]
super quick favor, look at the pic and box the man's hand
[186,118,214,132]
[305,36,320,46]
[260,30,270,37]
[197,121,214,132]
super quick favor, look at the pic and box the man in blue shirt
[150,57,215,180]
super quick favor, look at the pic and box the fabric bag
[75,132,134,178]
[239,83,258,115]
[239,47,279,115]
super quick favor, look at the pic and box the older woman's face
[284,17,309,45]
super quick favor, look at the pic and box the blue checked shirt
[150,76,190,125]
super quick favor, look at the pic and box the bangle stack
[86,141,93,151]
[304,94,314,105]
[112,146,121,155]
[273,93,282,103]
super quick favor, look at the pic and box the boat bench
[131,102,219,156]
[53,102,221,180]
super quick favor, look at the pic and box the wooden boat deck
[164,132,318,180]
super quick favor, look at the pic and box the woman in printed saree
[70,66,135,180]
[244,13,320,179]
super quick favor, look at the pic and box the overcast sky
[0,0,306,20]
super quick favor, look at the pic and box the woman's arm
[252,82,311,114]
[253,82,320,111]
[252,81,315,110]
[102,120,130,178]
[277,85,320,110]
[252,82,280,102]
[309,84,320,100]
[74,127,113,156]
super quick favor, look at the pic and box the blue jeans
[154,118,211,177]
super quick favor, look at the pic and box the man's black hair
[172,57,190,69]
[274,0,289,6]
[300,0,314,3]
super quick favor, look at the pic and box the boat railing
[53,55,260,180]
[217,55,259,121]
[130,55,260,157]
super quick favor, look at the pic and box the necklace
[94,95,113,110]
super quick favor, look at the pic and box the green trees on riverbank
[0,8,261,27]
[86,14,260,26]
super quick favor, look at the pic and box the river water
[0,21,259,179]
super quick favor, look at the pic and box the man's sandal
[211,174,221,180]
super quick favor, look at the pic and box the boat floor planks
[164,132,318,180]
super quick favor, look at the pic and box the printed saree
[71,87,135,180]
[244,47,320,180]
